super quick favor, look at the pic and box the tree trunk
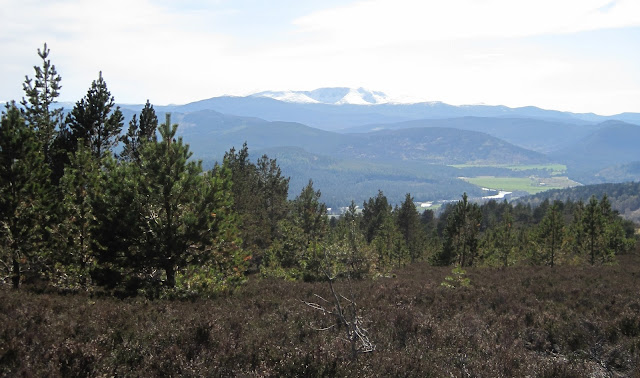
[165,263,176,288]
[12,258,20,289]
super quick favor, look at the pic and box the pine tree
[372,213,404,268]
[583,196,604,265]
[440,193,482,267]
[138,99,158,142]
[55,142,102,290]
[256,154,290,246]
[565,200,585,259]
[176,163,248,295]
[91,155,143,290]
[483,206,515,267]
[48,124,76,186]
[136,114,239,289]
[67,72,124,160]
[21,43,63,163]
[0,103,50,288]
[120,114,140,162]
[598,194,629,263]
[396,193,423,262]
[224,144,290,267]
[327,201,374,278]
[294,179,327,246]
[536,202,564,267]
[225,143,260,248]
[120,100,158,163]
[361,190,392,244]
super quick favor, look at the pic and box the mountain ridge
[111,89,640,131]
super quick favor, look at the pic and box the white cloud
[293,0,640,44]
[0,0,237,104]
[276,0,640,114]
[1,0,638,114]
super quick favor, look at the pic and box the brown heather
[2,253,640,377]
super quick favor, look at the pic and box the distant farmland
[461,176,579,195]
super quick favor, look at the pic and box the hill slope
[341,117,603,153]
[518,181,640,223]
[336,127,549,165]
[167,110,548,167]
[248,147,484,207]
[552,121,640,170]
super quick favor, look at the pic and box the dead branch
[301,257,375,360]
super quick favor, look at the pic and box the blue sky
[1,0,639,115]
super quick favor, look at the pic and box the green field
[461,176,578,195]
[452,163,567,175]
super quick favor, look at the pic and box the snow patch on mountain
[251,87,397,105]
[305,88,351,104]
[252,90,320,104]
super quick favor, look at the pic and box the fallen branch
[302,266,375,360]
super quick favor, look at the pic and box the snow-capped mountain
[251,87,394,105]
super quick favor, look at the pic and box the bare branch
[313,293,331,304]
[301,249,375,360]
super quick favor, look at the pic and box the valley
[117,89,639,209]
[460,175,580,195]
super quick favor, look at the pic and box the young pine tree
[176,163,248,295]
[55,142,103,290]
[440,193,482,267]
[396,193,424,262]
[361,190,392,244]
[120,100,158,163]
[137,114,244,289]
[327,201,375,278]
[256,154,290,247]
[224,144,290,260]
[67,72,124,160]
[583,196,605,265]
[481,206,515,267]
[91,155,144,290]
[0,103,50,288]
[21,43,63,163]
[536,202,564,267]
[294,179,328,246]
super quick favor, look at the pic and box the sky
[1,0,639,115]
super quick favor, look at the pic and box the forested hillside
[246,146,484,208]
[551,121,640,170]
[341,116,601,153]
[519,181,640,223]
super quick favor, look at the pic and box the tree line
[1,45,245,295]
[1,45,636,296]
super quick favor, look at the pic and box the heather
[2,254,640,377]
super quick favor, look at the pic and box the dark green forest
[519,181,640,224]
[2,45,640,376]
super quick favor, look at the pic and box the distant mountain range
[104,88,640,206]
[115,88,640,131]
